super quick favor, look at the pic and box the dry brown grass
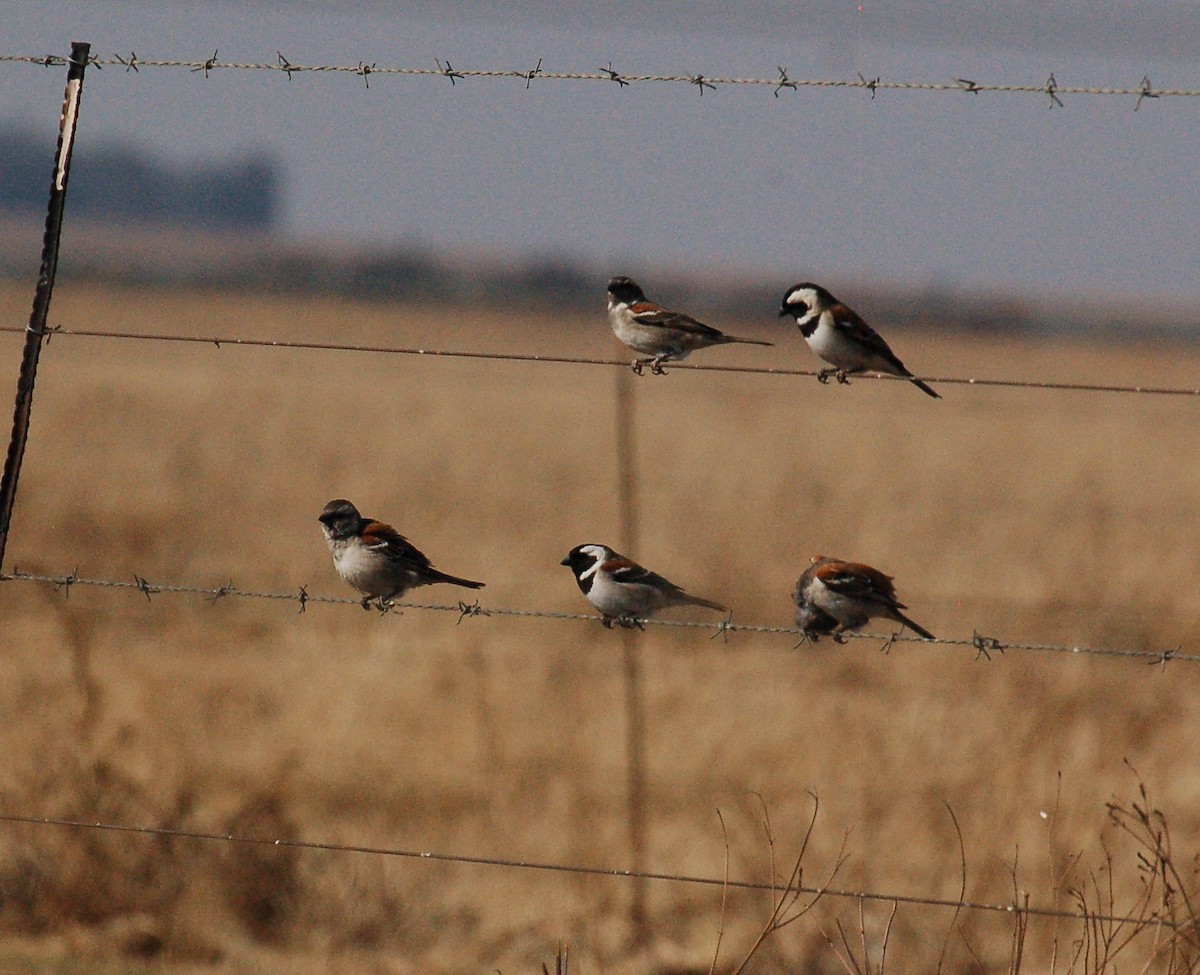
[0,280,1198,973]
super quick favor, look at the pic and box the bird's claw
[631,357,668,376]
[607,614,644,630]
[816,368,851,386]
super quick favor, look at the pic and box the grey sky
[4,1,1200,306]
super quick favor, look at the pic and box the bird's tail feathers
[682,593,728,613]
[910,377,940,399]
[894,611,935,640]
[430,570,486,589]
[725,335,775,347]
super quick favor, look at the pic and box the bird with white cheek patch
[778,282,939,398]
[608,276,773,375]
[793,555,935,643]
[560,543,728,628]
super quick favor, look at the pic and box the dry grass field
[0,280,1198,974]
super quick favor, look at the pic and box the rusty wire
[1,324,1198,398]
[0,811,1186,931]
[1,569,1195,666]
[1,53,1197,108]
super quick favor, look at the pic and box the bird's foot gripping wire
[603,614,645,630]
[816,367,852,386]
[632,357,669,376]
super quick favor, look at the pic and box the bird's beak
[559,556,571,566]
[778,307,790,318]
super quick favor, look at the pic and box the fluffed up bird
[560,543,727,628]
[318,499,484,611]
[792,555,934,643]
[778,282,939,398]
[608,276,773,375]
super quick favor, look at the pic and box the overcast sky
[4,1,1200,306]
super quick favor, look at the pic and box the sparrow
[560,543,727,628]
[608,276,773,375]
[318,499,484,611]
[778,283,939,398]
[792,555,934,643]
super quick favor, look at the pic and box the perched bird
[318,499,484,611]
[778,282,939,398]
[608,276,773,375]
[560,543,727,628]
[792,555,934,643]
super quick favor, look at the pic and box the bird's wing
[602,556,682,593]
[829,303,904,365]
[812,559,904,607]
[628,301,725,339]
[361,521,433,571]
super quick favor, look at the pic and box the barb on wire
[2,569,1197,666]
[599,62,628,88]
[1135,75,1159,111]
[972,630,1004,661]
[191,49,219,77]
[435,57,464,85]
[774,66,796,97]
[4,323,1199,399]
[113,51,139,72]
[689,72,716,95]
[1044,72,1064,108]
[356,60,375,88]
[956,77,981,94]
[0,812,1183,931]
[857,72,881,98]
[456,598,490,624]
[207,578,235,604]
[524,57,543,89]
[47,565,79,597]
[276,51,294,79]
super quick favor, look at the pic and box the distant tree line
[0,127,279,229]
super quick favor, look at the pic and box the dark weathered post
[0,41,91,571]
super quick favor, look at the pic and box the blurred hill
[1,127,278,230]
[1,127,1196,339]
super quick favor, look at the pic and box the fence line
[0,811,1183,931]
[2,569,1194,666]
[0,53,1194,108]
[3,324,1198,398]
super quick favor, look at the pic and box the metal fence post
[0,40,91,571]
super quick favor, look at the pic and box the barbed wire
[2,569,1194,666]
[0,52,1195,108]
[3,324,1198,398]
[0,812,1183,930]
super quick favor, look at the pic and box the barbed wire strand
[2,324,1197,398]
[0,53,1197,106]
[0,812,1182,930]
[1,570,1194,666]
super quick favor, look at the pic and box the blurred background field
[5,2,1200,971]
[1,278,1198,973]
